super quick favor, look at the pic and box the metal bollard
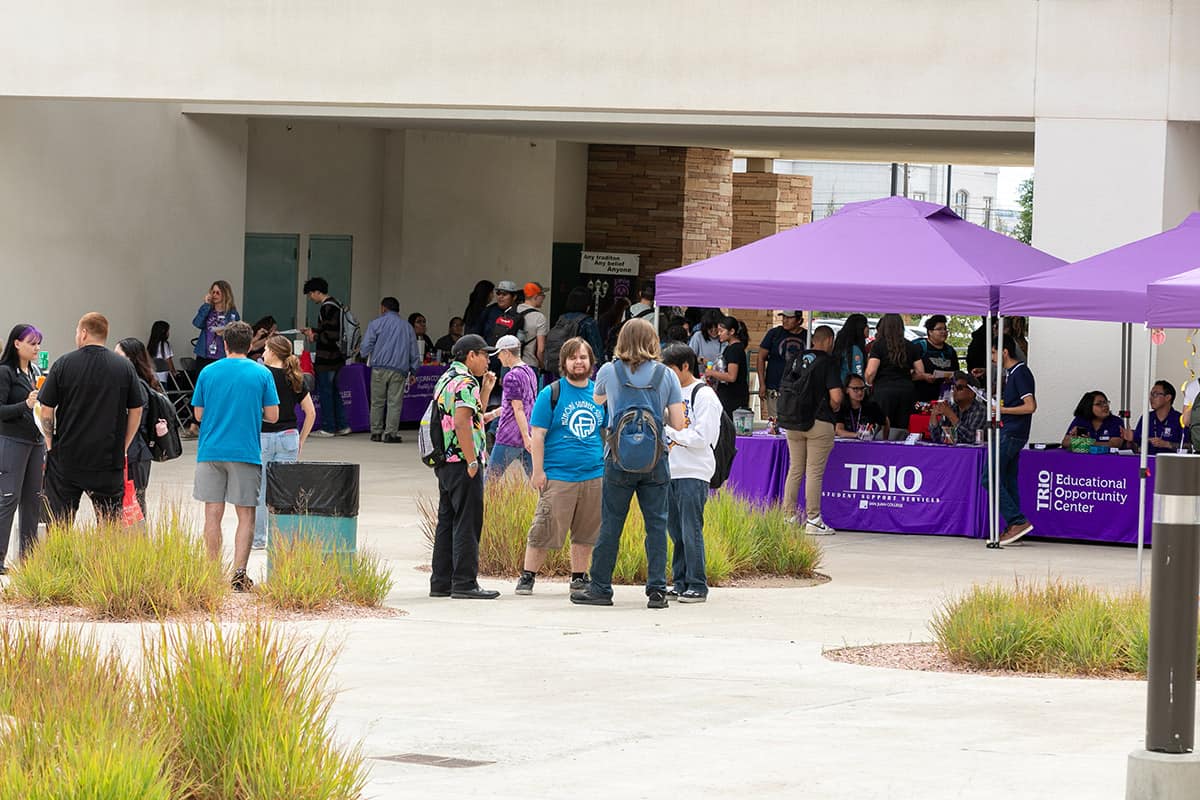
[1145,454,1200,754]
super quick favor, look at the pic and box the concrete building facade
[2,1,1200,439]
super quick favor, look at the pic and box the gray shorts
[193,461,261,507]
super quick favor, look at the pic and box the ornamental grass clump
[259,535,393,611]
[931,579,1176,676]
[5,512,226,619]
[0,624,177,799]
[417,473,822,584]
[145,621,367,800]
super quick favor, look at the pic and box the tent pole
[1120,323,1129,417]
[1136,332,1154,592]
[985,315,996,548]
[995,315,1005,547]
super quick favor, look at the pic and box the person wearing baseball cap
[482,334,538,479]
[757,311,808,419]
[516,282,550,371]
[429,332,500,599]
[470,280,520,340]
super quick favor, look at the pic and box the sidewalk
[71,436,1173,797]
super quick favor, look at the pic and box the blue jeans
[998,435,1027,528]
[668,478,709,596]
[488,443,532,479]
[587,459,671,597]
[315,369,346,433]
[255,429,300,546]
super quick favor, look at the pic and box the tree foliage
[1014,176,1034,245]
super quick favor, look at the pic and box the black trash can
[265,462,360,574]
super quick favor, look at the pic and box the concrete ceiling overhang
[181,103,1035,165]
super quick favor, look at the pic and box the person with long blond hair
[253,334,315,549]
[570,318,685,610]
[192,279,241,369]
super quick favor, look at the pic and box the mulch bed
[0,593,405,624]
[823,642,1142,680]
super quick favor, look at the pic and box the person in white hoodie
[661,342,723,603]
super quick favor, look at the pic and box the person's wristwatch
[468,460,479,470]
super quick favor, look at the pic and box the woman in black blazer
[0,323,46,571]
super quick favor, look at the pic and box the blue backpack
[609,360,667,473]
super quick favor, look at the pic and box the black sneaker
[383,434,404,443]
[570,588,614,606]
[370,433,383,442]
[231,569,254,593]
[679,590,706,604]
[646,590,669,609]
[665,586,680,599]
[515,572,536,595]
[569,573,590,591]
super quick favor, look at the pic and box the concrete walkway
[17,434,1175,799]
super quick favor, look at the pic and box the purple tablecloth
[726,433,987,537]
[306,363,447,433]
[1018,448,1154,545]
[726,433,1156,544]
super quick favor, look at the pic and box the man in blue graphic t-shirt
[995,334,1036,545]
[514,336,606,596]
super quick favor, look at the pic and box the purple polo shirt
[1134,408,1189,454]
[1065,414,1124,442]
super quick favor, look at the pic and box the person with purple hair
[0,323,46,570]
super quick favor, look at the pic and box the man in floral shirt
[430,334,499,599]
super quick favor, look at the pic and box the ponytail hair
[265,335,304,393]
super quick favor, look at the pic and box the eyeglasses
[847,386,866,392]
[1150,392,1166,398]
[1094,399,1110,407]
[930,326,948,332]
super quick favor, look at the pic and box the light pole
[1126,453,1200,799]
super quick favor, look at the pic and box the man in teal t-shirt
[192,321,280,592]
[513,336,606,596]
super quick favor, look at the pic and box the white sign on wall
[580,251,640,276]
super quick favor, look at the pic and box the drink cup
[36,375,45,389]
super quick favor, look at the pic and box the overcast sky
[996,166,1034,209]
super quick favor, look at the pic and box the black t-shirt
[759,326,808,390]
[869,339,921,385]
[262,366,310,433]
[39,345,145,473]
[836,399,888,432]
[913,339,961,402]
[803,350,843,424]
[716,341,750,413]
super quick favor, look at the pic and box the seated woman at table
[1133,379,1189,454]
[835,374,889,440]
[1062,390,1132,449]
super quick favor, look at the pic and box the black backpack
[141,380,182,462]
[489,306,533,346]
[776,350,828,432]
[689,383,737,489]
[418,371,455,468]
[544,313,584,374]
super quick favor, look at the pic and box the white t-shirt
[629,302,654,320]
[1184,379,1199,411]
[517,303,550,367]
[666,380,722,482]
[153,340,174,384]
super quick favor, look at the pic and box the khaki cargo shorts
[526,477,602,549]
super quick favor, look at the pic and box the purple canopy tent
[1000,212,1200,587]
[655,196,1066,547]
[1145,214,1200,327]
[656,196,1065,315]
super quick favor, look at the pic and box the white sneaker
[311,430,335,438]
[805,517,836,535]
[335,427,352,436]
[785,515,799,525]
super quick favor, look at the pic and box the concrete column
[1027,118,1200,441]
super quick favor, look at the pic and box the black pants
[44,450,123,525]
[431,461,484,593]
[0,436,45,562]
[872,381,915,433]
